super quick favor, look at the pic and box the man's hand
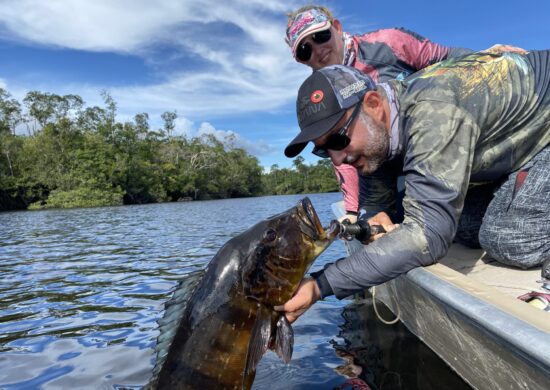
[367,212,399,241]
[274,278,321,324]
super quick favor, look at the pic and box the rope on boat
[371,286,401,325]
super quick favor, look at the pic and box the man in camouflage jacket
[279,51,550,318]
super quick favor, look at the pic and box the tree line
[0,88,339,211]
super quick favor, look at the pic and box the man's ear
[332,19,343,33]
[363,91,382,116]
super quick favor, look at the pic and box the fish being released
[147,197,338,390]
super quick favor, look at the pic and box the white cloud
[196,122,274,155]
[0,1,191,52]
[0,0,309,117]
[173,117,194,137]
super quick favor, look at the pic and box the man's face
[296,24,344,70]
[313,106,389,175]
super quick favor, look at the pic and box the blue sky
[0,0,549,169]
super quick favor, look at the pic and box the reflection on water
[332,296,471,390]
[0,193,470,389]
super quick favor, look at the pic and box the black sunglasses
[296,29,332,62]
[312,103,361,159]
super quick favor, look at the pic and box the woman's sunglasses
[312,103,361,159]
[296,29,332,62]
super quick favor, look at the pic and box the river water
[0,193,469,389]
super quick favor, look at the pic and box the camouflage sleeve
[323,101,480,298]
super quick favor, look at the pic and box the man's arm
[393,27,473,67]
[320,101,480,299]
[357,28,473,72]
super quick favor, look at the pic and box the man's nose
[328,149,346,166]
[310,42,322,56]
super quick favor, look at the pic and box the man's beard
[358,113,390,175]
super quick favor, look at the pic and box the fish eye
[264,229,277,242]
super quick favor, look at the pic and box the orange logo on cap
[311,90,324,103]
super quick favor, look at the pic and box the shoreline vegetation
[0,88,339,211]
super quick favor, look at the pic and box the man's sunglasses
[296,29,332,62]
[312,103,361,159]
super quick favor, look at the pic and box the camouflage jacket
[322,50,550,299]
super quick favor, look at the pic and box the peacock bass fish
[147,197,338,389]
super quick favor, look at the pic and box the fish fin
[273,315,294,363]
[149,269,204,387]
[244,305,272,377]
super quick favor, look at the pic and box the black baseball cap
[285,65,376,158]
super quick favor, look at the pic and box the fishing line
[371,286,401,325]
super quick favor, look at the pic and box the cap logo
[310,90,324,103]
[288,15,315,36]
[339,80,367,99]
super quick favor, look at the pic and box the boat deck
[424,244,550,342]
[438,244,545,299]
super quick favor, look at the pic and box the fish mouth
[297,197,324,239]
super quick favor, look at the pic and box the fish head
[242,197,338,306]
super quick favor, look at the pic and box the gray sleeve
[323,223,434,298]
